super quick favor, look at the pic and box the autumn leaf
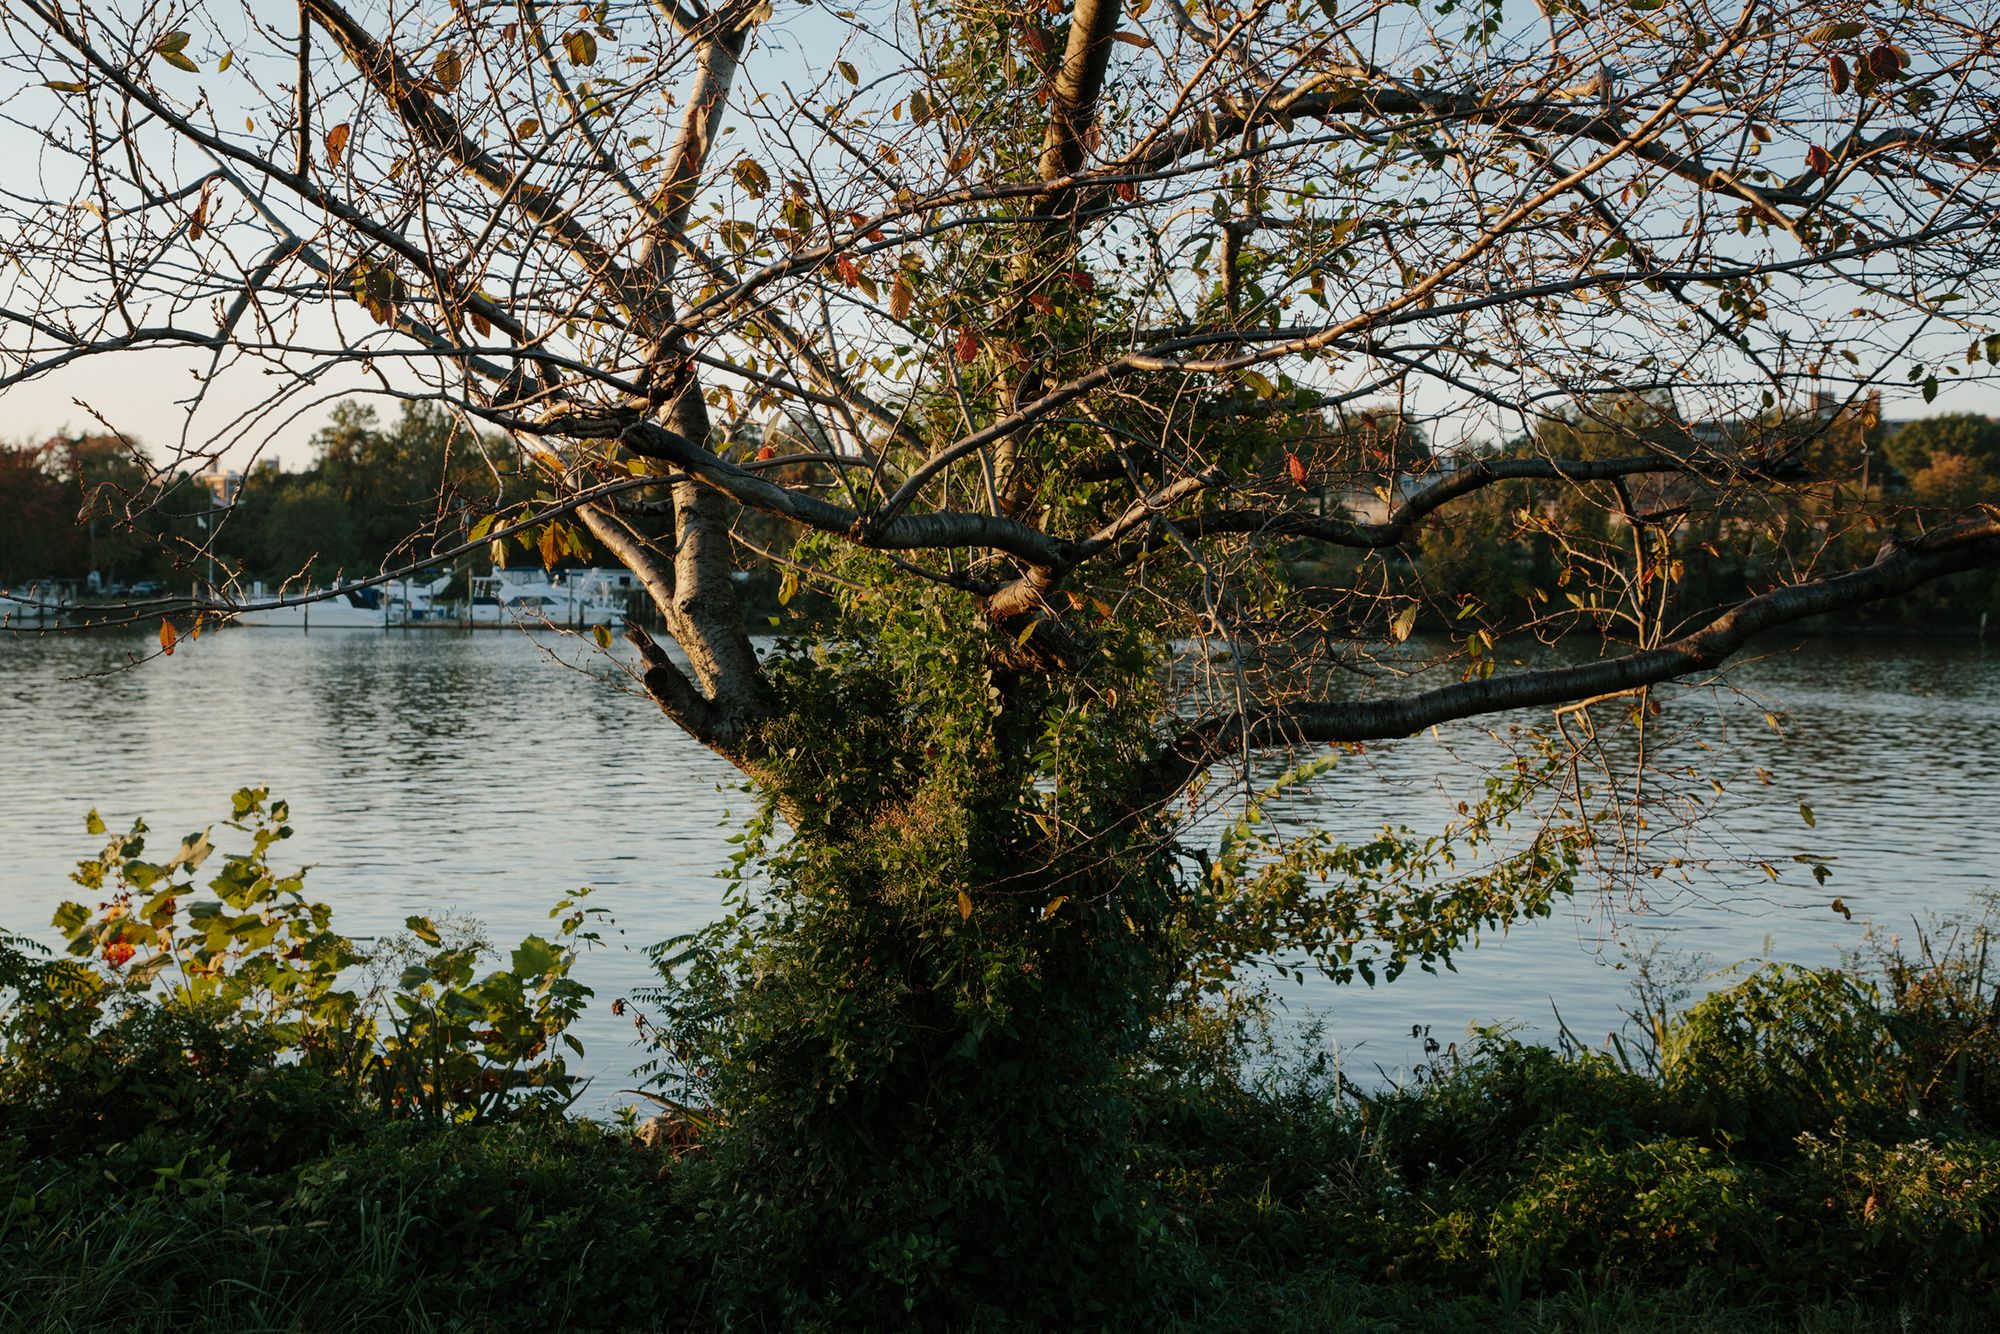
[563,29,598,65]
[957,889,973,922]
[1805,144,1832,176]
[539,523,561,570]
[159,618,177,656]
[1866,44,1901,80]
[42,79,89,93]
[1388,604,1420,643]
[515,117,542,138]
[431,46,464,94]
[890,273,913,320]
[733,157,770,198]
[755,444,777,461]
[1286,452,1308,488]
[1827,53,1851,95]
[324,121,351,165]
[954,328,979,363]
[154,31,198,72]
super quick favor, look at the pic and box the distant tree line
[1269,398,2000,637]
[5,396,1996,635]
[0,403,524,591]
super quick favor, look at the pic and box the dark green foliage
[644,599,1184,1326]
[10,796,2000,1331]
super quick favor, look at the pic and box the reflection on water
[2,628,1995,1103]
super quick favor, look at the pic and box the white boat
[232,588,390,629]
[1,582,72,628]
[468,568,634,628]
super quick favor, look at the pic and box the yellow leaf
[43,79,88,93]
[1040,896,1067,921]
[515,117,542,138]
[732,158,770,198]
[592,624,613,650]
[324,121,351,165]
[158,619,177,656]
[218,49,234,73]
[957,890,973,922]
[431,47,464,93]
[563,29,597,65]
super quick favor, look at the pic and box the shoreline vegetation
[6,401,1999,642]
[3,797,1997,1332]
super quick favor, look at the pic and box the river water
[2,627,1995,1108]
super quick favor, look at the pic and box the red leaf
[1069,269,1095,293]
[1866,44,1900,80]
[1805,144,1833,176]
[835,254,860,287]
[755,444,777,461]
[954,328,980,363]
[1286,453,1308,488]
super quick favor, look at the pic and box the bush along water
[5,793,2000,1331]
[0,790,689,1333]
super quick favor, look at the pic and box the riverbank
[4,930,1997,1331]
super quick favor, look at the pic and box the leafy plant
[44,788,600,1120]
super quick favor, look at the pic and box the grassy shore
[4,939,1999,1331]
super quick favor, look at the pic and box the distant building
[198,469,243,507]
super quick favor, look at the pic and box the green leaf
[86,809,106,836]
[836,60,858,85]
[1799,801,1816,828]
[406,916,442,946]
[510,934,562,978]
